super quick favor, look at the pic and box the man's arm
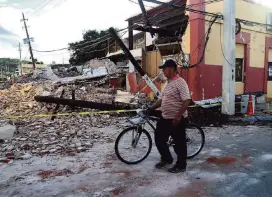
[173,79,191,124]
[149,99,162,110]
[174,99,191,120]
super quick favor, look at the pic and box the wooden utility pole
[18,42,22,75]
[222,0,236,115]
[21,12,36,70]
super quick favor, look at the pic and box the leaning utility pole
[222,0,236,115]
[18,42,22,75]
[21,12,36,70]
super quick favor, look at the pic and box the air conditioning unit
[267,12,272,31]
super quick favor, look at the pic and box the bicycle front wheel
[186,124,205,159]
[115,127,152,165]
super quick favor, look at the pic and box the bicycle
[114,109,205,165]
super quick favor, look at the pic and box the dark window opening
[235,58,244,82]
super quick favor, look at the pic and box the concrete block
[0,124,16,140]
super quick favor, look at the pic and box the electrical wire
[128,0,156,8]
[33,36,112,53]
[186,0,223,8]
[180,15,220,68]
[76,30,128,54]
[143,0,222,18]
[189,16,213,59]
[219,22,235,68]
[135,0,222,29]
[29,0,54,17]
[32,35,109,52]
[77,42,116,54]
[31,27,133,53]
[144,0,272,30]
[25,0,272,57]
[33,47,68,53]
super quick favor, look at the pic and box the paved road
[0,125,272,197]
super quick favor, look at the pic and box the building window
[235,58,244,82]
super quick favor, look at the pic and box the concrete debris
[0,74,46,90]
[0,77,137,160]
[115,90,138,105]
[0,58,148,161]
[53,66,81,78]
[32,66,59,81]
[0,123,16,140]
[0,82,124,118]
[0,115,127,159]
[0,59,127,91]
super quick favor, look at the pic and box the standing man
[149,59,191,173]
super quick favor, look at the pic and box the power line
[30,0,54,17]
[181,15,220,68]
[32,28,130,53]
[219,23,234,68]
[33,47,69,53]
[77,42,116,54]
[76,31,128,54]
[136,0,222,28]
[143,0,222,18]
[144,0,272,30]
[128,0,156,8]
[32,35,111,53]
[187,0,223,8]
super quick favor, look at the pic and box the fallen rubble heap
[0,115,127,160]
[0,77,144,161]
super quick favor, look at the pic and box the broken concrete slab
[0,123,16,140]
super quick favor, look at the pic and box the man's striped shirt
[161,75,191,119]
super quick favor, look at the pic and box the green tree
[0,58,19,73]
[68,28,118,65]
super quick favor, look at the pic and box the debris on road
[0,60,135,159]
[0,122,16,140]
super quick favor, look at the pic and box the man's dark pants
[155,117,188,168]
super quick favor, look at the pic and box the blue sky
[0,0,156,64]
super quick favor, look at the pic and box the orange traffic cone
[247,93,254,115]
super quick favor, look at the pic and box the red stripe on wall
[189,0,205,101]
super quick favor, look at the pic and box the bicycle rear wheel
[186,124,205,159]
[115,127,152,165]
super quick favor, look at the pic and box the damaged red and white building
[108,0,272,102]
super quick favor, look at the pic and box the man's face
[162,66,174,79]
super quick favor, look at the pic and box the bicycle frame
[127,113,176,146]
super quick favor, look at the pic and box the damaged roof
[127,0,188,36]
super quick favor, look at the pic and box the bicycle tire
[186,123,205,159]
[115,127,152,165]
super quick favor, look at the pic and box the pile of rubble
[0,81,140,161]
[0,82,122,117]
[53,66,81,78]
[0,115,126,159]
[0,58,149,161]
[0,73,47,90]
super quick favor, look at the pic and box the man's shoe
[155,161,173,169]
[168,165,186,173]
